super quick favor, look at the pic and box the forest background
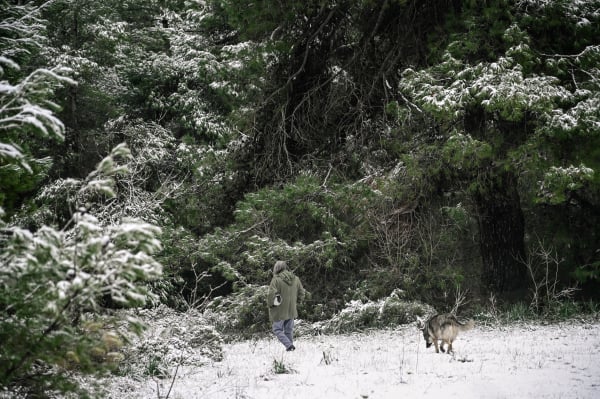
[1,0,599,396]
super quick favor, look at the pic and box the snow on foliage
[400,15,598,202]
[400,53,571,121]
[548,95,600,136]
[517,0,600,23]
[204,284,269,334]
[1,2,75,172]
[306,289,435,335]
[537,164,595,204]
[113,305,223,379]
[2,144,163,312]
[118,2,248,143]
[0,143,164,394]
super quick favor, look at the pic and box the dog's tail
[457,319,475,332]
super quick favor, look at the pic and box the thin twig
[164,363,180,399]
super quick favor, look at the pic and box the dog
[417,313,474,354]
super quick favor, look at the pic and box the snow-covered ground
[104,320,600,399]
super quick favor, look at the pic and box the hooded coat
[268,269,305,323]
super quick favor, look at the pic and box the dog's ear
[416,316,424,329]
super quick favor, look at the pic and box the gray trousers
[272,319,294,349]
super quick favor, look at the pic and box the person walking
[268,260,306,351]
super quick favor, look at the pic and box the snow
[101,319,600,399]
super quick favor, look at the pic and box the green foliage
[234,175,373,244]
[442,133,493,171]
[573,261,600,285]
[400,53,570,123]
[215,0,317,41]
[204,285,269,335]
[1,14,169,396]
[0,146,163,396]
[113,1,253,144]
[450,1,512,60]
[537,164,595,205]
[315,290,435,334]
[0,1,76,215]
[0,157,53,216]
[498,300,584,323]
[362,171,479,307]
[197,175,375,313]
[162,136,244,234]
[22,117,239,310]
[272,357,295,374]
[398,0,600,296]
[503,302,535,322]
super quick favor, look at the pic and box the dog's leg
[434,339,440,353]
[439,340,445,353]
[447,340,453,354]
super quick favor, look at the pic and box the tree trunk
[474,171,527,294]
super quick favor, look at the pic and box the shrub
[272,358,295,374]
[0,145,163,397]
[307,289,435,334]
[116,305,223,379]
[203,284,270,336]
